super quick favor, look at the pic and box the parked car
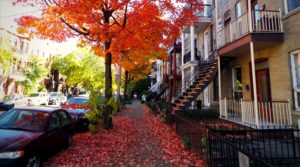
[77,90,89,98]
[0,107,74,167]
[61,97,90,130]
[27,92,49,106]
[0,95,28,111]
[48,92,67,105]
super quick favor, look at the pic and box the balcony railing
[183,49,201,64]
[220,98,292,127]
[195,4,211,18]
[217,9,283,49]
[183,52,191,64]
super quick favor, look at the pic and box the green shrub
[181,135,192,150]
[85,92,122,133]
[183,109,219,120]
[157,101,172,124]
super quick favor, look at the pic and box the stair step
[172,107,182,113]
[183,95,194,100]
[176,103,185,108]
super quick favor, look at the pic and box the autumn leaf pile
[44,102,206,167]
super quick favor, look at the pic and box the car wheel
[65,134,73,147]
[26,154,41,167]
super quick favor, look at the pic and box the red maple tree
[14,0,203,128]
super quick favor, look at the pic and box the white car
[48,92,67,105]
[27,92,49,106]
[0,95,28,111]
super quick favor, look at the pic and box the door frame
[249,58,272,102]
[255,68,272,102]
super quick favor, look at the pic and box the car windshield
[0,109,49,131]
[50,92,58,97]
[67,98,88,105]
[29,93,39,97]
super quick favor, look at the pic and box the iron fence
[174,114,300,167]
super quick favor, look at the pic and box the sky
[0,0,78,56]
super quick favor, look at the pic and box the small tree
[23,56,49,95]
[51,48,107,93]
[0,34,15,100]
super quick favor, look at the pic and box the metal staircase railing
[174,58,217,101]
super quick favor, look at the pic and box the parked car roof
[13,106,60,112]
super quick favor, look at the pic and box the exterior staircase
[172,60,218,113]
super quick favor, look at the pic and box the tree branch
[122,3,128,28]
[60,18,89,36]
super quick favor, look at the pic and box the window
[287,0,300,12]
[232,67,243,99]
[290,50,300,109]
[210,25,214,52]
[235,1,242,18]
[49,112,60,129]
[213,75,219,101]
[58,111,71,125]
[20,41,24,50]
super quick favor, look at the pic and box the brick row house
[149,0,300,129]
[0,28,30,99]
[0,28,64,100]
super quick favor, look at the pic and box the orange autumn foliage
[15,0,203,71]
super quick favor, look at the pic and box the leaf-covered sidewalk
[44,100,206,167]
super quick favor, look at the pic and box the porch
[220,98,292,128]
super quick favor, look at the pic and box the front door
[256,69,271,102]
[256,69,272,122]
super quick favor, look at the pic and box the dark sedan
[0,107,74,167]
[61,97,90,131]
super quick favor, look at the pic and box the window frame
[285,0,300,13]
[290,50,300,110]
[235,1,242,18]
[232,66,243,100]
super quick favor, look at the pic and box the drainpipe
[248,0,259,128]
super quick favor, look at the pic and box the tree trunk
[103,45,113,129]
[123,70,129,103]
[0,78,7,101]
[116,65,121,101]
[101,10,114,129]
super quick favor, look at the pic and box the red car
[61,97,90,131]
[0,107,74,167]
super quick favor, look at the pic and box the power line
[0,9,42,19]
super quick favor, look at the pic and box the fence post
[279,8,283,32]
[241,99,244,123]
[225,97,228,119]
[288,99,292,126]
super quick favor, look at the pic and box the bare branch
[60,18,89,36]
[122,3,128,28]
[111,15,121,26]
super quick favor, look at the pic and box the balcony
[183,49,201,64]
[182,4,212,33]
[217,9,284,57]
